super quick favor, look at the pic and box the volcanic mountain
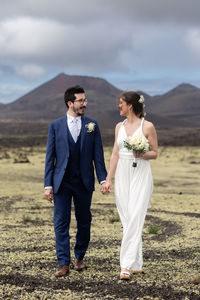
[0,73,120,123]
[0,73,199,130]
[146,83,200,124]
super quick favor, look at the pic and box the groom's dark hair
[64,85,85,108]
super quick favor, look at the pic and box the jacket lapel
[61,115,69,156]
[80,116,87,151]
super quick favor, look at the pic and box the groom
[44,85,107,277]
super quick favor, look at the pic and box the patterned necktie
[71,118,79,142]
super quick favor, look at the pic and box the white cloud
[0,0,200,103]
[1,0,200,25]
[185,28,200,60]
[15,64,46,80]
[0,15,195,73]
[0,17,65,59]
[0,2,199,74]
[0,16,133,72]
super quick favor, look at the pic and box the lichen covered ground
[0,146,199,299]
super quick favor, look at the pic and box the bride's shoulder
[143,120,156,134]
[115,122,123,134]
[143,119,154,129]
[115,121,123,129]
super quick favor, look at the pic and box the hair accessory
[138,95,145,103]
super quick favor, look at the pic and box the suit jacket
[44,115,107,193]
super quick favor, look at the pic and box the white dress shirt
[67,113,82,137]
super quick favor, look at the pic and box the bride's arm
[105,123,121,190]
[135,121,158,160]
[143,122,158,160]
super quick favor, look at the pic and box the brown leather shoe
[74,260,86,271]
[55,265,69,277]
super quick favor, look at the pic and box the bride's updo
[119,91,144,118]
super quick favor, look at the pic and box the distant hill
[0,103,5,109]
[163,83,199,97]
[0,73,121,123]
[146,83,200,124]
[0,73,198,131]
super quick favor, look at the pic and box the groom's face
[69,93,87,116]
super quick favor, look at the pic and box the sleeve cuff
[100,180,106,185]
[44,186,53,189]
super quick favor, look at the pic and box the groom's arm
[44,122,56,189]
[93,122,107,183]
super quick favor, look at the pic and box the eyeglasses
[74,99,88,104]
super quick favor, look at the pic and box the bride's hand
[106,180,112,192]
[133,151,144,159]
[101,180,112,194]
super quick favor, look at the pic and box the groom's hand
[100,182,112,195]
[44,188,54,203]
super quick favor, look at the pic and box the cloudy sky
[1,0,200,103]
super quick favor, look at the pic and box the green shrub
[147,225,160,234]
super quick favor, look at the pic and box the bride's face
[118,98,131,116]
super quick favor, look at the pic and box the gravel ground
[0,146,199,299]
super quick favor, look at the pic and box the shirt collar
[67,113,81,122]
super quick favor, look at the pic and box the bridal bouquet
[124,135,151,167]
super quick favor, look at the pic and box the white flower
[124,133,151,167]
[124,134,150,153]
[127,136,135,146]
[85,122,95,132]
[138,95,145,103]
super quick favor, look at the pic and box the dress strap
[140,118,144,130]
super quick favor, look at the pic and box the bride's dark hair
[119,91,144,118]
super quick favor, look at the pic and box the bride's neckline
[122,118,143,137]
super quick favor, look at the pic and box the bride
[103,91,158,280]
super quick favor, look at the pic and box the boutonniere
[85,122,95,132]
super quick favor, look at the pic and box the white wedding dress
[115,118,153,271]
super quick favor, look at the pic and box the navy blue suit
[44,115,107,265]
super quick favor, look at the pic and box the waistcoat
[64,125,81,182]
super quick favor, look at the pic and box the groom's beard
[73,106,86,116]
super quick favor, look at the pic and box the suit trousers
[53,177,93,266]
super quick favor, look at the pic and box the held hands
[44,188,54,203]
[100,180,112,195]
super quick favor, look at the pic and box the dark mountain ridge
[163,83,200,97]
[146,83,200,124]
[0,74,199,141]
[0,73,121,122]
